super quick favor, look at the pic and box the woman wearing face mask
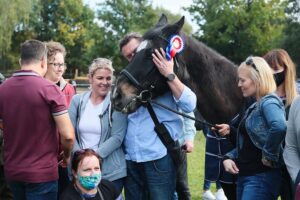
[263,49,298,200]
[60,148,120,200]
[68,58,127,194]
[263,49,298,117]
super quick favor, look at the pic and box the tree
[0,0,38,55]
[186,0,287,63]
[7,0,97,75]
[97,0,194,72]
[281,0,300,76]
[0,0,39,72]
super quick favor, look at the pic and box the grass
[188,131,217,200]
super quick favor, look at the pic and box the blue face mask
[78,172,101,190]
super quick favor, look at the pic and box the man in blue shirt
[120,33,197,200]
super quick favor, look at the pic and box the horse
[112,14,244,124]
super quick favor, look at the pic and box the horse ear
[155,14,168,27]
[163,16,185,35]
[174,16,185,31]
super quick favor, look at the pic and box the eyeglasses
[245,56,259,73]
[49,62,66,69]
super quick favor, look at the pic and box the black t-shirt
[236,118,270,176]
[60,179,120,200]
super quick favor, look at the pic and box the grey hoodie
[68,91,127,181]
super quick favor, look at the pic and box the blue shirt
[124,86,197,162]
[178,111,197,145]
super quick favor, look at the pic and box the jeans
[175,153,191,200]
[112,177,125,194]
[203,179,222,190]
[125,153,176,200]
[237,169,281,200]
[8,180,58,200]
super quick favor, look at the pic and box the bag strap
[146,102,176,147]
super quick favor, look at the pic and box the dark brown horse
[112,14,244,124]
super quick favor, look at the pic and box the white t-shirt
[78,99,103,151]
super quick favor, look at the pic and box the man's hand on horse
[152,48,174,78]
[212,124,230,136]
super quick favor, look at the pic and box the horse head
[112,14,188,113]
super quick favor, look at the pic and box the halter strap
[120,69,142,90]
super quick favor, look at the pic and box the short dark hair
[119,32,142,52]
[20,39,47,65]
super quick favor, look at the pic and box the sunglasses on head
[245,56,259,73]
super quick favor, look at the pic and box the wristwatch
[166,73,176,81]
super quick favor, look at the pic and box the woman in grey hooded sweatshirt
[68,58,127,194]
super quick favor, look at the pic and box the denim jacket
[226,93,286,168]
[69,91,127,181]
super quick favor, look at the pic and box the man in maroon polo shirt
[0,39,75,200]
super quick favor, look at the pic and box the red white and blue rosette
[165,35,184,61]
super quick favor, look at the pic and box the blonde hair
[88,58,114,78]
[238,56,276,99]
[263,49,298,107]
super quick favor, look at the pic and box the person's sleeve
[284,97,300,184]
[68,94,80,128]
[182,111,196,142]
[100,179,121,199]
[261,99,287,162]
[224,147,238,160]
[96,111,127,159]
[68,94,81,152]
[44,85,67,116]
[174,86,197,113]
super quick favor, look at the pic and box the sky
[83,0,197,32]
[151,0,196,30]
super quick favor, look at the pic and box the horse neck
[179,35,243,123]
[183,36,226,73]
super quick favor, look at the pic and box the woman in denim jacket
[217,56,286,200]
[68,58,127,194]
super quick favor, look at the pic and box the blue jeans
[112,177,125,194]
[203,179,222,190]
[237,169,281,200]
[125,153,176,200]
[8,180,58,200]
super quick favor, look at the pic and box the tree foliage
[33,0,96,74]
[96,0,194,72]
[4,0,96,75]
[0,0,38,55]
[281,0,300,75]
[187,0,287,63]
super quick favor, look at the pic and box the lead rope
[149,99,215,127]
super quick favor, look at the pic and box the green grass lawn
[187,131,217,200]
